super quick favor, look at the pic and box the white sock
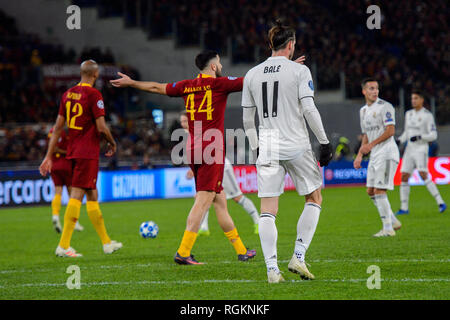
[371,195,399,225]
[374,194,393,231]
[238,196,259,224]
[294,203,321,262]
[424,179,444,205]
[259,213,279,272]
[400,182,410,211]
[200,210,209,231]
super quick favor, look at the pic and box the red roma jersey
[166,74,243,152]
[48,128,69,161]
[58,83,105,160]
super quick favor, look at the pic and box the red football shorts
[51,159,72,187]
[70,158,99,190]
[189,162,224,193]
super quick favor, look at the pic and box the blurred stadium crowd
[1,1,449,164]
[75,0,448,120]
[0,9,168,164]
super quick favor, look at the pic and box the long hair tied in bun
[268,19,296,51]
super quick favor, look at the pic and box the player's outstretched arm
[110,72,168,95]
[39,115,65,176]
[95,116,117,157]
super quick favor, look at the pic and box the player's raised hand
[110,72,133,88]
[105,142,117,157]
[294,55,306,64]
[39,157,52,176]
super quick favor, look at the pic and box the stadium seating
[72,0,449,122]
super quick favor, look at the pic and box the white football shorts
[401,150,428,174]
[366,158,399,190]
[256,149,322,198]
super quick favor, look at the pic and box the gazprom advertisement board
[1,157,449,208]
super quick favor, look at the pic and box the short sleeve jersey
[359,98,399,162]
[58,83,105,160]
[166,74,243,153]
[241,56,315,160]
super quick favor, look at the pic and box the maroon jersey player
[40,60,122,258]
[48,127,84,234]
[111,50,256,265]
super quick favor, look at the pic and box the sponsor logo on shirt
[308,80,314,91]
[97,100,104,109]
[228,76,238,80]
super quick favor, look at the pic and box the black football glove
[410,136,421,142]
[319,143,333,167]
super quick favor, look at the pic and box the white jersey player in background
[242,20,333,283]
[354,78,402,237]
[179,112,260,235]
[396,90,446,214]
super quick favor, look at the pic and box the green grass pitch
[0,185,449,300]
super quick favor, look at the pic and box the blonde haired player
[242,20,333,283]
[396,90,446,214]
[354,78,402,237]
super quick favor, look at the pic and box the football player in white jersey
[179,112,261,235]
[396,90,446,214]
[242,20,333,283]
[353,78,402,237]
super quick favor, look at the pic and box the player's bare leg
[51,186,63,233]
[419,171,446,213]
[194,193,212,236]
[174,191,215,265]
[213,191,256,261]
[288,188,322,280]
[186,191,216,232]
[85,189,122,254]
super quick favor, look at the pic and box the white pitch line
[1,278,450,289]
[1,258,448,275]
